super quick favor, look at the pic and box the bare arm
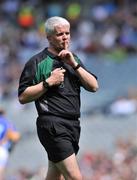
[18,82,46,104]
[74,65,99,92]
[19,68,66,104]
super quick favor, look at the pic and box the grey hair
[45,16,70,35]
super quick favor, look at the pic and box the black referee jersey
[18,48,95,119]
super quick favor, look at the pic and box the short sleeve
[18,59,36,96]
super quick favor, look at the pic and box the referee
[18,16,99,180]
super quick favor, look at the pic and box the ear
[47,35,52,42]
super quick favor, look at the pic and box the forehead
[54,24,70,33]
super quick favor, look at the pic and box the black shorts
[36,115,81,163]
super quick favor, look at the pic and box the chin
[58,47,64,51]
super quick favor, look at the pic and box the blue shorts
[36,115,81,163]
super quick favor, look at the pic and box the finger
[53,68,61,72]
[58,51,62,57]
[61,69,66,73]
[64,41,67,50]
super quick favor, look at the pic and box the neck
[48,47,60,56]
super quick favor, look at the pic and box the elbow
[86,85,99,92]
[92,86,99,92]
[85,82,99,92]
[91,83,99,92]
[90,79,99,92]
[18,95,27,104]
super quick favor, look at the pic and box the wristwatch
[73,64,81,71]
[43,80,49,89]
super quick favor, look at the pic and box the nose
[62,33,68,40]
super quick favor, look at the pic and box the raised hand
[58,41,78,68]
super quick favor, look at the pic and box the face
[47,24,70,52]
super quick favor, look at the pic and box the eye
[56,33,63,37]
[56,32,70,37]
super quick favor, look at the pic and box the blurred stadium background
[0,0,137,179]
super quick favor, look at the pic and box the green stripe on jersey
[34,56,53,83]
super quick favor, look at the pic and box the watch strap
[43,80,49,89]
[73,64,81,71]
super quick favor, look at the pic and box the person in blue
[0,108,20,179]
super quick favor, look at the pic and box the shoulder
[25,48,49,67]
[0,116,8,126]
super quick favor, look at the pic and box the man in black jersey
[18,16,99,180]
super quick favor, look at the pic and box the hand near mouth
[58,42,78,68]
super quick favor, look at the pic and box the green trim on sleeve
[74,55,81,64]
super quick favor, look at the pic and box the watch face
[43,81,49,89]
